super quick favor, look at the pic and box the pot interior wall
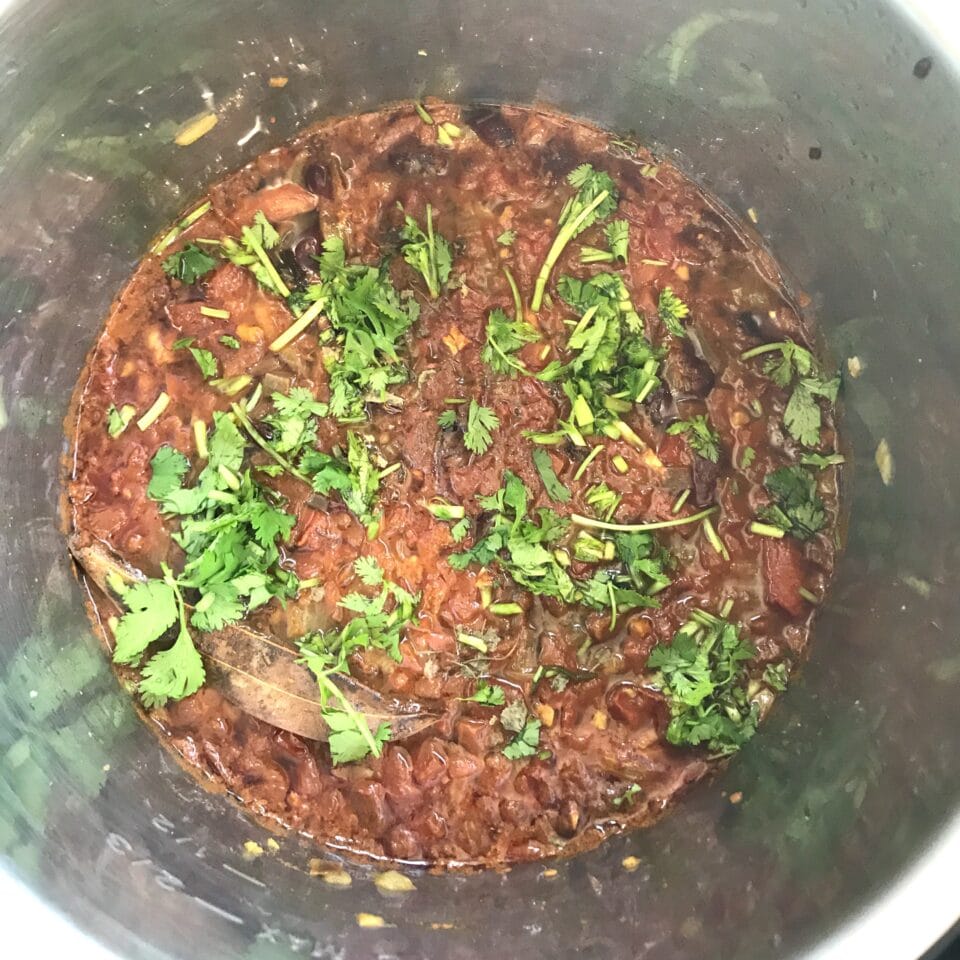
[1,2,959,958]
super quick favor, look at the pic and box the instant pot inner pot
[1,2,958,958]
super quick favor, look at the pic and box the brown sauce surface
[65,102,841,867]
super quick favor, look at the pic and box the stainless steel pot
[2,1,959,957]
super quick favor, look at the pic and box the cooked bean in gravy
[65,102,843,867]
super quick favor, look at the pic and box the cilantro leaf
[759,466,826,540]
[324,709,392,765]
[666,415,721,462]
[221,211,289,299]
[147,446,190,501]
[531,448,571,503]
[399,204,453,299]
[497,229,517,246]
[437,409,457,429]
[219,334,241,349]
[463,400,499,455]
[502,714,542,759]
[612,783,642,808]
[741,446,757,470]
[354,556,384,587]
[450,517,470,542]
[658,287,690,338]
[162,243,218,284]
[482,307,538,377]
[112,579,179,665]
[605,219,629,262]
[300,433,382,533]
[531,164,619,311]
[784,376,840,447]
[138,617,205,708]
[188,346,218,379]
[648,613,757,756]
[106,403,134,438]
[263,387,328,457]
[463,680,506,706]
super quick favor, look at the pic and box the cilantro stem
[702,516,729,559]
[798,586,819,604]
[749,521,786,539]
[573,444,603,482]
[571,505,718,533]
[199,305,230,319]
[740,341,790,361]
[230,402,311,484]
[136,391,170,431]
[531,190,610,312]
[503,266,523,323]
[490,602,523,616]
[269,296,327,352]
[192,420,208,459]
[152,201,212,254]
[244,382,263,412]
[672,489,691,514]
[242,225,290,299]
[426,204,438,299]
[315,670,382,759]
[414,101,434,125]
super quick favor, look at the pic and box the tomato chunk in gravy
[66,102,843,867]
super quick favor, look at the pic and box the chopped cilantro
[612,783,642,808]
[482,307,538,377]
[221,211,290,299]
[759,465,826,541]
[147,446,190,501]
[399,204,453,299]
[262,387,328,457]
[188,346,218,379]
[666,415,721,462]
[162,243,218,285]
[437,409,457,429]
[462,680,506,706]
[322,707,392,765]
[741,341,840,447]
[740,446,756,470]
[532,447,571,503]
[463,400,499,455]
[658,287,690,338]
[300,432,383,533]
[496,229,517,246]
[106,403,135,438]
[647,610,758,756]
[219,334,241,349]
[531,163,620,311]
[503,714,542,760]
[580,219,629,264]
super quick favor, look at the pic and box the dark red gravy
[65,102,841,867]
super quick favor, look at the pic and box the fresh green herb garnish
[437,408,457,429]
[740,340,840,447]
[162,243,218,284]
[300,236,420,419]
[531,448,571,503]
[482,307,538,377]
[500,700,542,759]
[261,387,328,457]
[221,211,290,299]
[424,497,471,542]
[462,680,506,706]
[219,334,241,349]
[496,229,517,247]
[800,451,845,470]
[612,783,642,808]
[647,609,758,756]
[666,415,721,463]
[450,471,669,618]
[106,403,135,438]
[580,219,629,264]
[298,557,419,763]
[188,347,218,379]
[530,273,662,444]
[463,400,499,455]
[300,432,384,534]
[657,287,690,338]
[740,446,756,470]
[115,414,300,706]
[399,204,453,299]
[763,661,790,692]
[531,163,619,311]
[758,466,826,541]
